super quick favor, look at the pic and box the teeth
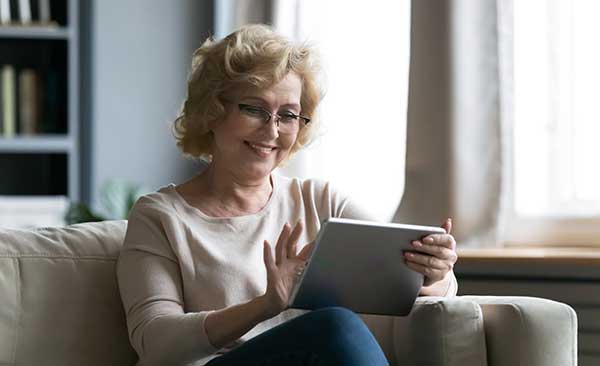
[249,143,274,153]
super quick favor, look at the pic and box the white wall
[86,0,212,213]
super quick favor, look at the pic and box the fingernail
[424,237,434,244]
[412,241,422,247]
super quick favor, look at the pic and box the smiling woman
[172,25,321,163]
[207,73,305,182]
[116,24,458,366]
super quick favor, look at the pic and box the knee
[303,307,388,365]
[311,307,362,328]
[308,307,371,341]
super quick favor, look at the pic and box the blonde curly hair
[172,24,323,162]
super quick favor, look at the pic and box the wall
[81,0,213,213]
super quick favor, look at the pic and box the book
[38,0,49,24]
[41,70,59,133]
[18,68,39,135]
[0,70,3,135]
[30,0,38,22]
[0,0,11,24]
[1,65,16,138]
[8,0,18,24]
[17,0,31,24]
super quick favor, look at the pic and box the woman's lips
[245,141,277,157]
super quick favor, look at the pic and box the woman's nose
[260,116,280,138]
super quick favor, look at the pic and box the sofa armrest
[462,296,578,366]
[393,297,488,366]
[361,297,488,366]
[362,296,576,366]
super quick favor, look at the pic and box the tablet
[288,218,446,316]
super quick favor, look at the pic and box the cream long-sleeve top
[117,173,458,366]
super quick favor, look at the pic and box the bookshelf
[0,0,77,227]
[0,26,69,39]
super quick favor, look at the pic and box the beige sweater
[117,173,457,365]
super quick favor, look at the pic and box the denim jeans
[205,307,389,366]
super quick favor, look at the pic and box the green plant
[65,180,148,224]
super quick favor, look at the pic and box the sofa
[0,220,577,365]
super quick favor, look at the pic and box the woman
[117,24,458,366]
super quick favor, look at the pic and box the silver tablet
[288,218,446,316]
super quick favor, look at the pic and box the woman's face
[210,72,303,181]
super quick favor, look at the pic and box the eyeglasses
[237,103,311,134]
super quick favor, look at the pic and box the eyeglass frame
[222,98,311,133]
[238,103,311,125]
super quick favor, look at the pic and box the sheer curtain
[214,0,273,38]
[279,1,411,222]
[215,0,412,222]
[395,0,509,247]
[397,0,600,248]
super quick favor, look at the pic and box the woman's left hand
[404,218,458,287]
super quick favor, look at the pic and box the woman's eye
[243,107,267,117]
[278,113,297,122]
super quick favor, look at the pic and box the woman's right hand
[260,221,314,318]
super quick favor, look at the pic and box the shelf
[0,26,69,40]
[0,136,73,153]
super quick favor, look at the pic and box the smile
[245,141,277,157]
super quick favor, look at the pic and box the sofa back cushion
[0,220,138,366]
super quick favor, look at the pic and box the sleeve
[319,180,381,222]
[445,271,459,297]
[117,197,218,365]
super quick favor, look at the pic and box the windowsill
[456,247,600,279]
[458,246,600,265]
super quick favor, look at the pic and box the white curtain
[395,0,510,247]
[214,0,273,38]
[215,1,412,222]
[278,1,411,223]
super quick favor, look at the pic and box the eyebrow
[241,96,301,110]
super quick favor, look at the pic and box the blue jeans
[205,307,389,366]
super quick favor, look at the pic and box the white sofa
[0,220,578,365]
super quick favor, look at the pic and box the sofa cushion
[463,296,578,366]
[393,296,488,365]
[0,220,138,366]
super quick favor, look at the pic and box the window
[508,0,600,245]
[277,1,411,221]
